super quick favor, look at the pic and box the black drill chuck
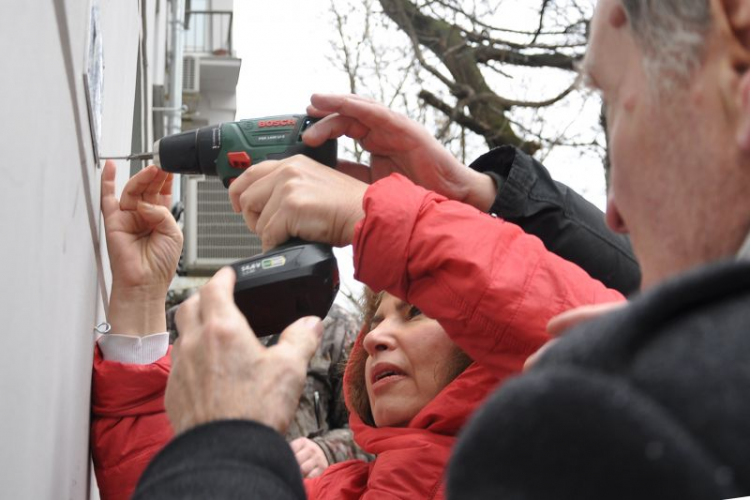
[153,125,221,176]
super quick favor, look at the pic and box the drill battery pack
[231,239,340,337]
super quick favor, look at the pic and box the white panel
[0,0,139,498]
[99,0,140,193]
[0,1,99,498]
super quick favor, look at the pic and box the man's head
[585,0,750,289]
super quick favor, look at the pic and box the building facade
[0,0,238,497]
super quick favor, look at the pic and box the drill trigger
[228,151,252,169]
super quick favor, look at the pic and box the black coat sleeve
[133,420,306,500]
[469,146,641,295]
[447,367,739,500]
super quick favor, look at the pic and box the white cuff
[97,332,170,364]
[738,229,750,261]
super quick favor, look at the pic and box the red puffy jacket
[91,347,173,500]
[91,173,623,500]
[302,174,624,499]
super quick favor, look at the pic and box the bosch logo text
[258,119,297,128]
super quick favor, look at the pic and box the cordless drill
[151,115,340,336]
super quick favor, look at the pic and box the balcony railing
[184,10,233,56]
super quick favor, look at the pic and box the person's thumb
[277,316,324,363]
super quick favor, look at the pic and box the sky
[234,1,371,308]
[234,2,349,117]
[232,1,608,309]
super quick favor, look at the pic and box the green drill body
[155,114,337,187]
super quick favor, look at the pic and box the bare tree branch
[328,0,603,173]
[531,0,552,44]
[475,45,579,69]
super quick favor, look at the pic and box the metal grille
[182,55,200,93]
[184,176,262,272]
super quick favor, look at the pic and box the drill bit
[100,152,155,161]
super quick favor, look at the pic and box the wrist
[340,187,367,246]
[463,170,499,212]
[109,285,168,336]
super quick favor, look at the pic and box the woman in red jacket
[304,290,498,499]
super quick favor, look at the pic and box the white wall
[0,1,155,497]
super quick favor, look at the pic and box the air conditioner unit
[182,176,263,275]
[182,55,201,93]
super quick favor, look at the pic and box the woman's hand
[304,93,496,211]
[228,154,367,251]
[290,437,329,478]
[101,161,183,335]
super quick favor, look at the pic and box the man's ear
[722,0,750,150]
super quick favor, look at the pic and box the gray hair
[620,0,712,85]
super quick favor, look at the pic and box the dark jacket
[448,259,750,499]
[471,146,640,295]
[133,421,305,500]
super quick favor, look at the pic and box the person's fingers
[120,165,160,210]
[236,171,280,233]
[307,466,323,479]
[160,172,175,195]
[143,168,170,204]
[135,201,182,241]
[101,160,119,219]
[311,94,389,127]
[275,316,323,363]
[290,436,327,478]
[298,456,318,477]
[228,159,282,213]
[175,294,201,344]
[305,102,337,118]
[157,172,174,211]
[523,340,557,371]
[253,183,286,248]
[303,114,369,146]
[199,267,263,345]
[289,437,307,454]
[546,302,626,337]
[295,444,313,463]
[259,211,295,251]
[309,93,376,112]
[305,94,388,146]
[198,267,240,322]
[241,207,261,238]
[156,172,174,209]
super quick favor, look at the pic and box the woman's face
[363,294,459,427]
